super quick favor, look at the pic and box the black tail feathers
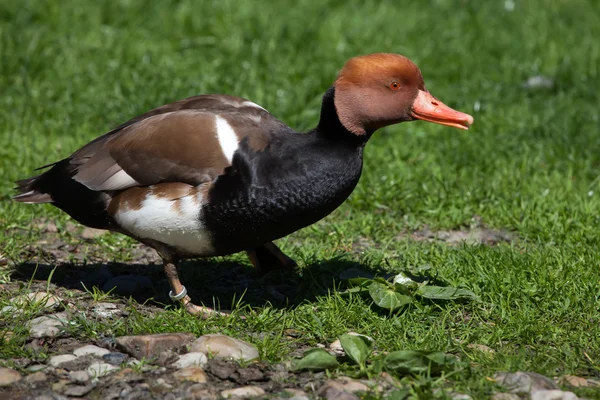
[12,175,53,203]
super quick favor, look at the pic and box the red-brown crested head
[333,53,473,135]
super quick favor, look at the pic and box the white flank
[215,115,239,163]
[242,101,267,111]
[114,190,213,255]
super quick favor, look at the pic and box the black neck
[313,86,370,144]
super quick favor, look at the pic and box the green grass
[1,0,600,397]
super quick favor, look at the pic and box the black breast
[201,132,365,256]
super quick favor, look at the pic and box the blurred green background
[1,0,599,397]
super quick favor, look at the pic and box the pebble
[87,362,119,378]
[1,305,17,315]
[93,302,120,318]
[318,378,369,395]
[49,354,77,367]
[64,383,95,397]
[103,274,152,297]
[173,367,208,383]
[27,364,47,372]
[561,375,588,387]
[221,386,266,399]
[171,352,208,369]
[494,371,559,394]
[451,393,473,400]
[25,371,47,384]
[191,334,259,362]
[320,388,359,400]
[531,390,579,400]
[69,370,90,383]
[52,379,70,392]
[12,291,62,309]
[237,367,265,384]
[29,312,68,338]
[187,384,218,400]
[103,352,128,365]
[154,377,173,389]
[279,388,310,400]
[116,332,196,359]
[73,344,110,357]
[491,395,521,400]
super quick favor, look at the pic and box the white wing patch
[73,148,140,191]
[93,169,140,191]
[114,189,213,255]
[215,115,239,163]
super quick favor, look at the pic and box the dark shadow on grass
[10,257,373,311]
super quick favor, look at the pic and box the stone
[103,352,128,365]
[155,377,173,389]
[49,354,77,367]
[27,364,47,372]
[187,384,218,400]
[87,362,119,378]
[73,344,110,357]
[173,367,208,383]
[157,349,179,366]
[562,375,588,387]
[191,334,259,362]
[318,377,369,395]
[25,371,47,384]
[93,302,120,318]
[320,388,359,400]
[171,352,208,369]
[587,378,600,387]
[221,386,266,399]
[69,370,90,383]
[491,394,521,400]
[236,367,265,384]
[0,367,22,386]
[530,390,579,400]
[29,312,68,338]
[280,388,310,400]
[466,343,495,354]
[207,358,237,380]
[450,393,473,400]
[52,379,70,392]
[64,384,95,397]
[494,371,559,394]
[57,355,96,371]
[15,291,61,308]
[116,332,195,359]
[103,275,152,297]
[112,367,141,382]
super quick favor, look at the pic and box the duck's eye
[389,81,400,91]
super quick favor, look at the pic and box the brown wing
[66,95,282,191]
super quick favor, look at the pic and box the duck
[13,53,473,316]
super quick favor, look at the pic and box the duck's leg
[162,256,225,317]
[247,241,297,274]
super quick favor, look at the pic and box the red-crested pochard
[14,53,473,316]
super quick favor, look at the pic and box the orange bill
[410,90,474,130]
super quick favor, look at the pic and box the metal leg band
[169,285,187,301]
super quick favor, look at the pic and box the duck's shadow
[11,257,369,311]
